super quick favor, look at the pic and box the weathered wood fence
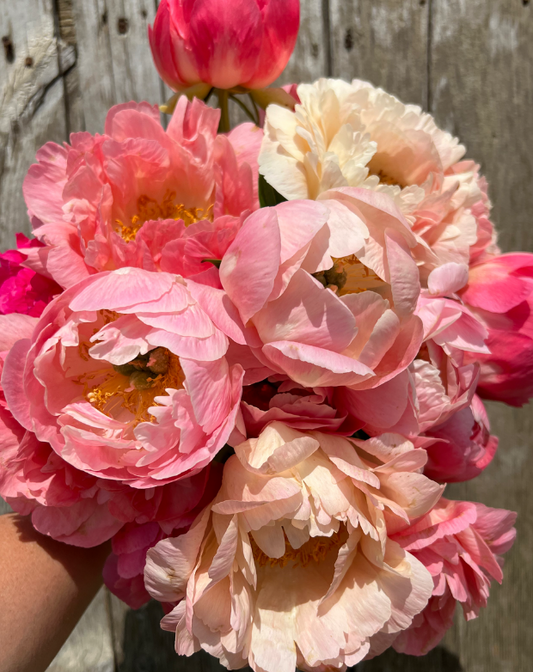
[1,1,532,670]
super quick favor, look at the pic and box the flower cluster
[0,1,528,669]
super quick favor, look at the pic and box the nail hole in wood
[344,28,354,51]
[102,11,108,25]
[311,43,319,58]
[523,0,530,6]
[118,17,129,34]
[25,56,33,67]
[141,8,148,19]
[419,0,426,5]
[2,36,15,63]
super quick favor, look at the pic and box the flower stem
[217,89,231,133]
[249,93,261,126]
[229,95,258,124]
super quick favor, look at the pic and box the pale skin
[0,514,110,672]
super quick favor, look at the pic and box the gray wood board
[1,1,532,670]
[428,2,533,671]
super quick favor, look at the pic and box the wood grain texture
[0,0,73,249]
[428,2,533,670]
[70,0,163,134]
[329,0,429,108]
[47,588,115,672]
[429,0,533,252]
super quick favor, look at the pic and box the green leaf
[214,444,236,464]
[259,174,288,208]
[202,258,222,269]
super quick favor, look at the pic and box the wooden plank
[70,0,163,134]
[280,0,330,85]
[47,587,115,672]
[428,2,533,671]
[0,498,12,515]
[0,0,73,250]
[329,0,429,108]
[430,0,533,252]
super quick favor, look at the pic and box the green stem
[204,87,215,105]
[249,93,261,126]
[217,89,231,133]
[229,95,257,124]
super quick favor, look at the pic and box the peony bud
[149,0,300,93]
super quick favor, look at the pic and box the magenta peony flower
[149,0,300,92]
[0,234,61,316]
[392,498,516,656]
[22,99,259,289]
[145,423,442,670]
[460,253,533,406]
[1,268,243,489]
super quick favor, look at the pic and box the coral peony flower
[241,376,355,438]
[0,233,61,316]
[1,268,243,489]
[145,423,442,671]
[149,0,300,92]
[392,498,516,655]
[0,329,213,552]
[259,79,498,277]
[460,253,533,406]
[209,196,425,391]
[23,99,258,289]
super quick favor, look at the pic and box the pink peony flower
[259,78,499,277]
[23,99,258,289]
[241,376,356,438]
[211,195,425,391]
[0,340,213,551]
[149,0,300,92]
[1,267,243,489]
[392,498,516,656]
[334,334,493,483]
[422,395,498,483]
[145,423,442,671]
[0,234,61,316]
[460,253,533,406]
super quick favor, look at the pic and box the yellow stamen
[76,348,185,425]
[116,190,214,242]
[251,530,342,569]
[369,167,404,187]
[315,256,384,296]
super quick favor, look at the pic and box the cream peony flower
[259,78,498,276]
[145,423,442,671]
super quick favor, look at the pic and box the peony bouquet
[0,0,529,669]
